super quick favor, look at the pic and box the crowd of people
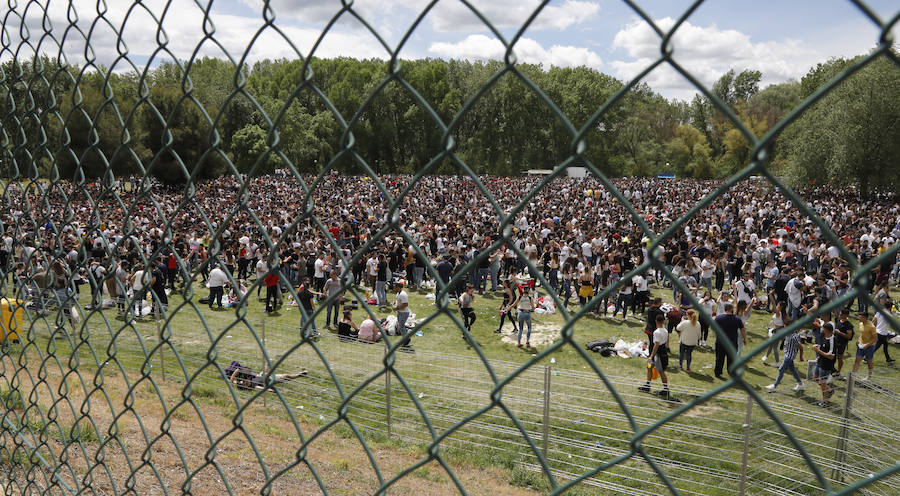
[2,173,899,405]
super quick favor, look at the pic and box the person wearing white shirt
[699,256,714,294]
[366,254,378,287]
[786,275,804,320]
[581,241,592,262]
[207,263,229,309]
[393,281,411,333]
[638,313,670,397]
[313,253,328,291]
[733,272,755,305]
[872,310,896,363]
[129,265,151,317]
[255,253,268,300]
[633,273,650,314]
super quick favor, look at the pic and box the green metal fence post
[384,340,392,438]
[156,304,165,381]
[831,372,855,483]
[739,392,753,496]
[542,365,551,462]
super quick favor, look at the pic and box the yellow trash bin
[1,298,23,344]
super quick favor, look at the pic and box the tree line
[1,53,897,193]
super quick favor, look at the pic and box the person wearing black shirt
[280,245,295,286]
[833,309,854,378]
[476,250,491,294]
[353,256,366,286]
[297,276,321,338]
[713,302,746,378]
[435,255,453,297]
[645,298,664,339]
[375,254,388,307]
[812,323,836,406]
[151,262,168,312]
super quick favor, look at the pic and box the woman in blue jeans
[506,285,535,348]
[766,328,805,392]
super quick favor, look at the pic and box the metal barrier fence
[230,324,900,496]
[2,0,900,495]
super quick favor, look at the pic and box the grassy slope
[5,280,900,495]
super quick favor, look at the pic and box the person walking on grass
[507,284,535,348]
[458,283,476,334]
[639,313,670,398]
[811,322,836,407]
[832,308,854,378]
[871,306,896,364]
[676,309,701,371]
[713,302,746,379]
[765,324,805,393]
[762,301,787,366]
[297,276,321,338]
[644,297,664,341]
[323,270,343,329]
[263,266,280,314]
[494,278,516,334]
[852,311,877,381]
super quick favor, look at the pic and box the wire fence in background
[1,0,900,495]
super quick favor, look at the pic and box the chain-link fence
[2,0,900,495]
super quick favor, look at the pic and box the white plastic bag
[69,305,81,324]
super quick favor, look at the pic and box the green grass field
[4,280,900,495]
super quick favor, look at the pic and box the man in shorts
[852,311,877,381]
[812,323,836,407]
[638,314,670,398]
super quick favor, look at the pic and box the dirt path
[2,366,538,496]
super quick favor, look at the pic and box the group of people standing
[2,174,898,404]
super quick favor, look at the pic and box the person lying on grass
[225,361,307,391]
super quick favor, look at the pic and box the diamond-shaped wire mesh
[1,0,900,495]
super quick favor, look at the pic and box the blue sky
[4,0,898,100]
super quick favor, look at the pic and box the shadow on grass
[686,371,714,383]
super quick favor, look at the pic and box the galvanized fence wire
[1,0,900,495]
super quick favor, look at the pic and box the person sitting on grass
[639,313,670,398]
[812,322,836,407]
[337,309,359,342]
[357,317,382,343]
[225,361,307,391]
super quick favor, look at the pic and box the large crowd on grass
[3,173,900,406]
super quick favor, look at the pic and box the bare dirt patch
[499,322,562,348]
[1,364,537,496]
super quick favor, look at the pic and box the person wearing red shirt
[167,251,178,290]
[264,267,280,313]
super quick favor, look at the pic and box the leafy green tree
[666,124,713,178]
[783,56,900,195]
[142,82,228,183]
[231,124,282,174]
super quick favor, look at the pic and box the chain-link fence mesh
[1,0,900,494]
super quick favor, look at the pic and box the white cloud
[430,34,602,69]
[610,17,824,100]
[3,0,389,70]
[239,0,385,27]
[240,0,602,37]
[425,0,601,32]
